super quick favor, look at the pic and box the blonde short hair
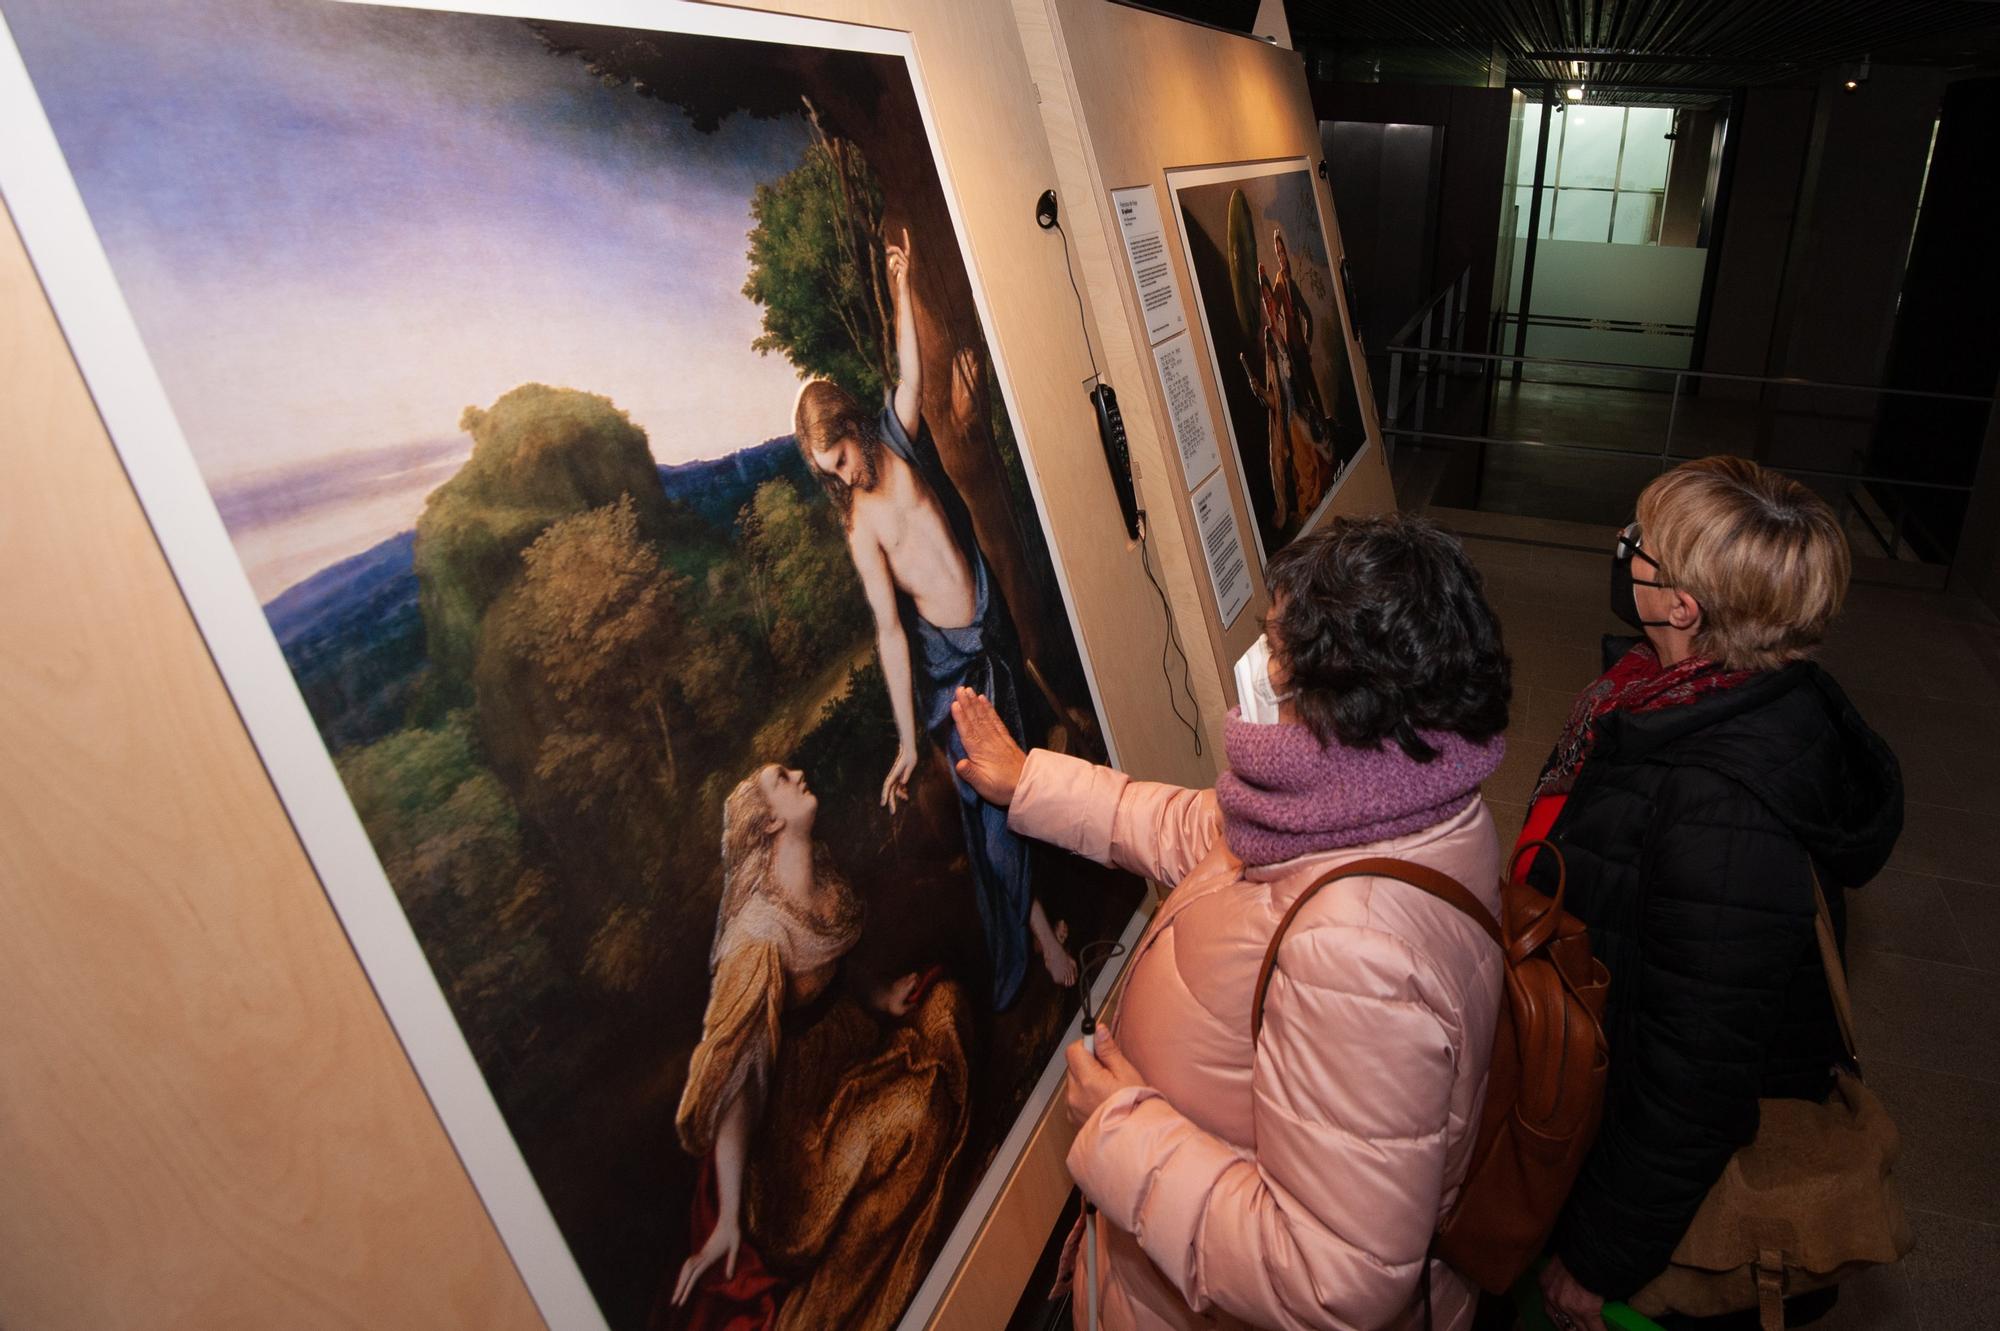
[1637,456,1850,671]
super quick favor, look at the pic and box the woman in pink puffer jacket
[953,515,1512,1331]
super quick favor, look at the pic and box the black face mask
[1610,523,1673,629]
[1610,554,1672,629]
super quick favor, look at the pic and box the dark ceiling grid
[1287,0,2000,95]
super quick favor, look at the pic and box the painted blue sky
[7,0,824,597]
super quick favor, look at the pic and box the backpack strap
[1252,856,1502,1043]
[1810,865,1861,1069]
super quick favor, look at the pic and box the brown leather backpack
[1251,842,1610,1298]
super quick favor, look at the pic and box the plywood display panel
[0,1,1216,1327]
[0,201,547,1331]
[1018,0,1396,714]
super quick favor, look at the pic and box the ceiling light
[1566,85,1585,101]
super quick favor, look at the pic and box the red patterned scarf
[1532,642,1757,801]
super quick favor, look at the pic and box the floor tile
[1938,879,2000,973]
[1489,597,1626,659]
[1823,628,2000,704]
[1885,801,2000,887]
[1506,637,1603,695]
[1867,1061,2000,1227]
[1901,1208,2000,1330]
[1510,545,1615,610]
[1849,950,2000,1086]
[1847,870,1974,968]
[1843,690,2000,768]
[1896,745,2000,819]
[1814,1258,1917,1331]
[1842,583,1998,627]
[1519,685,1583,749]
[1487,798,1526,851]
[1484,734,1549,808]
[1458,535,1538,575]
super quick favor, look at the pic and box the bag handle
[1810,867,1860,1067]
[1252,857,1499,1043]
[1502,839,1569,963]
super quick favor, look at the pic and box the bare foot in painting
[1031,903,1078,987]
[872,971,925,1018]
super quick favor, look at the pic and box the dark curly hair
[1265,514,1511,761]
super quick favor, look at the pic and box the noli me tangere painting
[0,1,1141,1327]
[1171,161,1371,560]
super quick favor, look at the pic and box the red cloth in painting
[656,1154,785,1331]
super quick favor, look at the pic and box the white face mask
[1233,633,1297,726]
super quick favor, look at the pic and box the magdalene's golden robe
[677,877,970,1331]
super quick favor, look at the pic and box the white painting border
[1165,155,1374,571]
[0,1,1140,1326]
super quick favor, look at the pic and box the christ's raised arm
[887,227,921,439]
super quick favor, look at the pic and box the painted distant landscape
[3,2,1139,1326]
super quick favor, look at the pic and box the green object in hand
[1510,1263,1666,1331]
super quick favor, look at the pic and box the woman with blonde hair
[1527,457,1903,1331]
[668,763,970,1331]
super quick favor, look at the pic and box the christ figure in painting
[1269,226,1334,451]
[1242,316,1319,527]
[670,763,970,1331]
[795,230,1077,1007]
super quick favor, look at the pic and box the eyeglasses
[1617,521,1670,587]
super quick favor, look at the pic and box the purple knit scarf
[1215,712,1505,867]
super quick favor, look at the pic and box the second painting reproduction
[0,1,1142,1328]
[1171,159,1370,559]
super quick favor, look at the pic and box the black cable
[1137,512,1203,756]
[1051,218,1102,386]
[1040,194,1205,757]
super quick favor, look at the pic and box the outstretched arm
[1240,351,1271,404]
[852,526,919,812]
[888,227,921,438]
[672,1091,749,1304]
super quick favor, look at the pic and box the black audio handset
[1089,382,1141,541]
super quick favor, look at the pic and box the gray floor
[1462,535,2000,1329]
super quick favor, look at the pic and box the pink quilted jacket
[1010,750,1505,1331]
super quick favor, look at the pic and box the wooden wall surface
[0,199,547,1330]
[1021,0,1397,732]
[0,0,1378,1325]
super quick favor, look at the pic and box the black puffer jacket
[1528,640,1903,1300]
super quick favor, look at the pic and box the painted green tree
[413,384,669,714]
[737,477,869,676]
[742,103,892,402]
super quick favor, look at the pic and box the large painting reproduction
[1170,159,1371,560]
[0,2,1145,1328]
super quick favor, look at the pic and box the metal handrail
[1394,343,1995,403]
[1378,333,1995,569]
[1386,267,1471,348]
[1382,266,1473,439]
[1378,425,1981,496]
[1493,311,1696,338]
